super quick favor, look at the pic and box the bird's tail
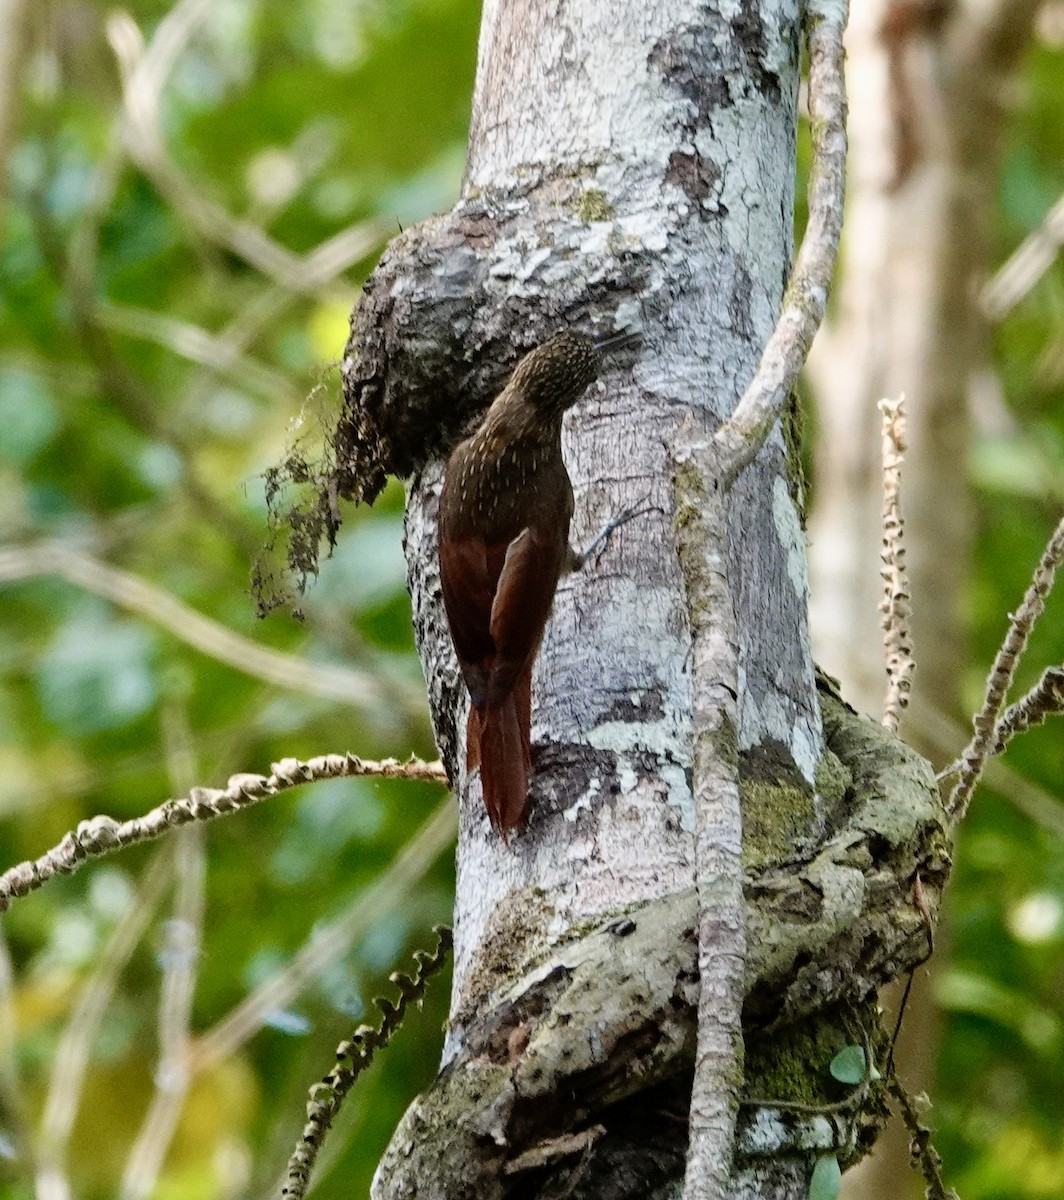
[466,664,532,833]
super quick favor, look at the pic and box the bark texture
[332,1,946,1196]
[370,690,946,1199]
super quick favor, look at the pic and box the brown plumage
[437,332,628,834]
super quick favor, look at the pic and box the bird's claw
[575,493,657,568]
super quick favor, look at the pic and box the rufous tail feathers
[466,664,533,833]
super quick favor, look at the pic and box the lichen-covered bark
[344,0,819,1045]
[323,1,946,1197]
[372,688,946,1196]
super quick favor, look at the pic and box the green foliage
[0,1,472,1196]
[931,34,1064,1200]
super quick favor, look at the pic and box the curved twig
[713,0,849,488]
[281,927,453,1199]
[948,512,1064,822]
[0,753,448,912]
[0,542,416,713]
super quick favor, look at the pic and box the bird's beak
[593,329,642,354]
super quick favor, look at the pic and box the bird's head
[506,330,639,416]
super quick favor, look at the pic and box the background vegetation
[0,2,1062,1197]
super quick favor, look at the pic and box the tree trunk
[333,2,947,1196]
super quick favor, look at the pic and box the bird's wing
[485,524,567,708]
[438,534,496,707]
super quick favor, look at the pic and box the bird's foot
[571,494,656,570]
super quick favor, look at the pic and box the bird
[437,330,638,834]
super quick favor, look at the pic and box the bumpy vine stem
[281,926,453,1199]
[0,754,447,911]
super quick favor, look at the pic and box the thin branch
[900,693,1064,841]
[0,926,19,1098]
[503,1127,607,1177]
[878,396,915,734]
[0,753,448,912]
[981,191,1064,320]
[887,1077,959,1200]
[947,512,1064,822]
[0,921,32,1177]
[190,797,456,1072]
[118,833,204,1200]
[105,3,382,295]
[713,0,848,487]
[302,223,386,291]
[120,705,206,1200]
[36,853,174,1196]
[281,927,453,1199]
[674,7,849,1198]
[990,666,1064,755]
[0,542,413,713]
[217,287,302,358]
[96,301,299,406]
[672,446,745,1200]
[943,664,1064,774]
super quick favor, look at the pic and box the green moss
[671,460,718,623]
[459,887,552,1019]
[576,188,614,222]
[742,778,818,869]
[739,741,817,868]
[815,746,852,808]
[745,1001,882,1110]
[672,459,707,511]
[746,1023,835,1106]
[819,685,942,851]
[782,387,808,521]
[707,714,740,770]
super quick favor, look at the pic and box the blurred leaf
[937,970,1061,1053]
[808,1154,842,1200]
[960,1123,1064,1200]
[9,969,78,1041]
[262,1008,312,1036]
[970,435,1061,499]
[35,603,158,734]
[309,297,353,361]
[0,368,60,464]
